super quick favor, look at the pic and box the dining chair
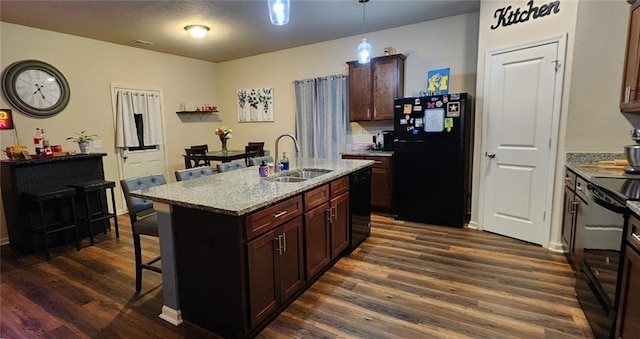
[190,144,209,151]
[185,147,210,168]
[245,144,265,166]
[120,173,166,292]
[249,156,274,167]
[217,162,247,172]
[175,166,214,181]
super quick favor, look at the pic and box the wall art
[237,87,273,122]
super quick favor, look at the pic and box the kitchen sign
[491,0,561,30]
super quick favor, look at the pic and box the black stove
[589,176,640,204]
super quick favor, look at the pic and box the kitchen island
[130,158,373,338]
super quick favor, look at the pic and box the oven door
[575,182,626,339]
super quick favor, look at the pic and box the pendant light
[357,0,372,64]
[268,0,290,26]
[184,25,210,39]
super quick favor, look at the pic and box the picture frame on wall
[237,87,274,122]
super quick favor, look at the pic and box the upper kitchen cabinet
[621,0,640,112]
[348,54,406,121]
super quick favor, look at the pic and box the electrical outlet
[93,139,102,149]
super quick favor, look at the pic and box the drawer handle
[273,210,287,218]
[374,161,383,164]
[576,186,583,191]
[632,233,640,245]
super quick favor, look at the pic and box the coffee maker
[624,129,640,174]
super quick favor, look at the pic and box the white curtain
[294,75,347,159]
[115,90,162,148]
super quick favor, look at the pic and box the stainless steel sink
[271,176,308,183]
[266,168,333,183]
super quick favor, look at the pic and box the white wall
[474,0,637,248]
[0,14,480,245]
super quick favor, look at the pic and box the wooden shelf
[176,111,220,121]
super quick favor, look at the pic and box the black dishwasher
[349,167,372,252]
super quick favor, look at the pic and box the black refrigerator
[392,93,473,227]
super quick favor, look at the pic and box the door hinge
[551,60,561,73]
[549,138,552,149]
[543,210,546,221]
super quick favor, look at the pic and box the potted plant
[66,131,98,154]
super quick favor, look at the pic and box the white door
[480,38,565,245]
[110,85,167,181]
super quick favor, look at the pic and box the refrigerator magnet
[403,104,412,113]
[444,117,453,132]
[443,96,449,104]
[447,102,460,117]
[436,101,443,107]
[400,118,407,125]
[424,108,444,132]
[413,105,422,111]
[427,102,436,108]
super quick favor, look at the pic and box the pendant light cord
[362,0,367,38]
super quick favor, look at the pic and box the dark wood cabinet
[621,0,640,112]
[330,190,349,258]
[342,155,392,209]
[616,214,640,337]
[303,177,350,279]
[304,201,331,279]
[347,54,405,121]
[247,216,304,328]
[561,168,587,268]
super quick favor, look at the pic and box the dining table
[183,150,246,168]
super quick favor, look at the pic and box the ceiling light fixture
[357,0,372,64]
[268,0,290,26]
[184,25,210,39]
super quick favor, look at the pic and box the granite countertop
[341,150,394,157]
[565,163,631,180]
[130,157,373,217]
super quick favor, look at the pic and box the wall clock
[2,60,70,117]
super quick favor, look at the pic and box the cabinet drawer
[246,196,303,240]
[342,155,390,169]
[304,184,329,211]
[565,169,576,190]
[575,176,588,201]
[331,176,349,197]
[364,156,390,169]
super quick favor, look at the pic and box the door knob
[485,152,496,158]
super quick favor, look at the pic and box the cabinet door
[371,167,390,208]
[616,245,640,338]
[372,55,404,120]
[348,61,372,121]
[304,202,331,279]
[278,216,305,302]
[330,192,350,259]
[561,186,576,258]
[247,229,278,327]
[621,0,640,111]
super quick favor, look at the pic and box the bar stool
[23,186,80,261]
[68,180,119,246]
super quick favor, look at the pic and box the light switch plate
[93,139,102,149]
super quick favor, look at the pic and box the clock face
[2,60,70,117]
[14,68,63,109]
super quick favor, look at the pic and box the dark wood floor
[1,213,594,338]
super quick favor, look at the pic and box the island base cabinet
[616,246,640,338]
[330,192,349,258]
[248,216,304,328]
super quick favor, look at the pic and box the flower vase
[78,142,90,154]
[221,140,228,154]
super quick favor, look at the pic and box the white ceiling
[0,1,480,63]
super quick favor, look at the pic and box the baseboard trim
[467,220,478,230]
[159,305,183,326]
[547,241,565,253]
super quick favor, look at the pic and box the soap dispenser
[259,161,268,177]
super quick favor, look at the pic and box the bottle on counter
[259,161,268,177]
[41,128,50,150]
[280,152,289,171]
[33,128,43,154]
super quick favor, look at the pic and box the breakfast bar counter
[130,157,373,338]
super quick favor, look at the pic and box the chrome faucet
[274,133,301,172]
